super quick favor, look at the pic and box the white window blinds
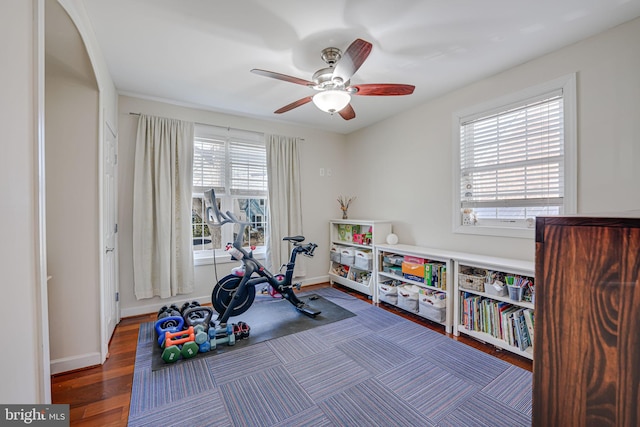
[193,135,225,193]
[229,139,267,196]
[459,91,564,220]
[192,125,266,196]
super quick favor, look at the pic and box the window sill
[194,248,267,266]
[453,224,534,239]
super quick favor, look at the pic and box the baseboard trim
[50,352,102,375]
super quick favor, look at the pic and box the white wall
[346,17,640,262]
[0,0,43,403]
[118,95,348,316]
[45,37,101,371]
[44,0,119,374]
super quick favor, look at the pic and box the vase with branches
[337,196,356,219]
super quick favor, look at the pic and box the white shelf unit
[328,219,392,297]
[453,254,535,360]
[375,244,453,333]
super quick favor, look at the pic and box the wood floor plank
[51,283,531,426]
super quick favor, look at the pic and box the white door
[102,121,119,360]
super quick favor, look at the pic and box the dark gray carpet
[129,287,532,427]
[151,293,355,371]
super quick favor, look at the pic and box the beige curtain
[133,114,194,299]
[266,134,304,276]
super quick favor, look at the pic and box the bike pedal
[297,303,321,318]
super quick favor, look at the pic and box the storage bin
[458,268,486,292]
[383,255,404,266]
[354,249,373,270]
[419,300,446,322]
[352,270,371,286]
[378,280,399,305]
[340,247,355,265]
[330,245,342,263]
[507,285,525,301]
[418,290,446,322]
[383,265,403,276]
[484,281,507,297]
[397,284,420,312]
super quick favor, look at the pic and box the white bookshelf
[328,219,392,297]
[375,244,454,333]
[453,254,535,360]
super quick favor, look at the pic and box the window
[192,125,267,257]
[453,74,576,238]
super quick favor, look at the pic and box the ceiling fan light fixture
[312,90,351,114]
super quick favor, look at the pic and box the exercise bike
[204,189,321,325]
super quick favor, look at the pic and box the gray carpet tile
[318,378,436,427]
[206,341,282,386]
[266,328,329,364]
[424,338,511,387]
[129,357,215,416]
[379,319,450,352]
[336,332,418,375]
[438,392,532,427]
[377,358,479,422]
[220,365,315,427]
[287,347,373,402]
[482,365,533,416]
[131,288,532,426]
[272,406,333,427]
[308,315,374,345]
[128,389,230,427]
[351,305,411,331]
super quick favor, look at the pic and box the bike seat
[283,235,305,243]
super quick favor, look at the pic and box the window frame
[452,74,577,239]
[192,125,268,263]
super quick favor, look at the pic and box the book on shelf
[513,309,531,351]
[523,308,535,347]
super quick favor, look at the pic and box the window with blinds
[192,125,268,253]
[453,75,576,238]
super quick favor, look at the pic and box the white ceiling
[79,0,640,134]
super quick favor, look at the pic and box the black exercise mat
[150,294,355,371]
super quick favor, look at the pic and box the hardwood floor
[51,283,532,426]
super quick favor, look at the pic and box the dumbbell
[157,304,181,320]
[155,316,184,346]
[161,345,181,363]
[209,332,235,350]
[233,322,251,339]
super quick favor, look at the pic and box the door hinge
[114,223,118,233]
[115,292,119,302]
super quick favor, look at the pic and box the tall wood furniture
[534,215,640,427]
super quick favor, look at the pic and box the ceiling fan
[251,38,415,120]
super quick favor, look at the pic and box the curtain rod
[128,112,304,141]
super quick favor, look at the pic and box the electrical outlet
[327,168,332,176]
[320,168,325,176]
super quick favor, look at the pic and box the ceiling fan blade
[339,104,356,120]
[332,39,372,84]
[350,84,415,96]
[251,69,314,87]
[274,96,313,114]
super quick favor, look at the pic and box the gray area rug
[151,293,355,371]
[129,287,532,426]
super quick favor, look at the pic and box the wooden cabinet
[533,215,640,427]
